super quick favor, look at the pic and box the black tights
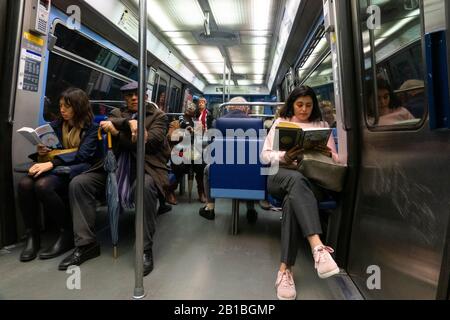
[18,174,71,233]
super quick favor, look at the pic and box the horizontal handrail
[218,102,285,111]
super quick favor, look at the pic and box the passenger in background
[18,88,101,262]
[398,79,425,119]
[199,96,258,223]
[59,82,170,276]
[157,91,166,111]
[320,100,336,128]
[196,97,213,132]
[261,86,340,300]
[375,78,415,126]
[167,101,207,204]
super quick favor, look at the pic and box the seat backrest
[209,118,266,201]
[215,118,263,135]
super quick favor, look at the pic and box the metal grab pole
[223,62,226,103]
[227,69,231,101]
[133,0,147,300]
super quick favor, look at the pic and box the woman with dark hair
[261,86,340,300]
[18,88,101,262]
[375,78,415,125]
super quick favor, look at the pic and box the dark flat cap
[120,81,138,92]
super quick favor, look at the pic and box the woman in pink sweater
[261,86,340,300]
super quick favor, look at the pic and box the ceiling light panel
[209,0,275,30]
[228,45,268,63]
[233,62,266,74]
[251,0,273,31]
[238,79,264,86]
[177,45,224,63]
[209,0,252,29]
[192,62,228,74]
[239,35,271,45]
[144,0,204,31]
[164,32,199,45]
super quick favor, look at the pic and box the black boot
[39,229,74,260]
[20,230,40,262]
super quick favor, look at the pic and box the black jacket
[29,119,102,178]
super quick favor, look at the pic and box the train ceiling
[131,0,287,87]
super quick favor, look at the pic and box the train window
[169,85,180,113]
[297,26,335,128]
[303,53,336,127]
[53,23,138,81]
[44,53,127,121]
[359,0,425,128]
[156,78,168,111]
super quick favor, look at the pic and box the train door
[347,0,450,299]
[152,69,169,112]
[0,0,24,247]
[168,77,182,113]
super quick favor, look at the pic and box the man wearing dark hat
[59,81,171,276]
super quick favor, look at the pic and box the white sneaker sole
[277,292,297,300]
[318,267,340,279]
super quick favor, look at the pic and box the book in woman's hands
[275,122,331,151]
[17,124,62,149]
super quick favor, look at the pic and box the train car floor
[0,192,362,300]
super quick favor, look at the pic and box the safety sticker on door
[18,48,42,92]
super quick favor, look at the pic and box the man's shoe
[199,206,215,220]
[143,250,154,276]
[58,242,100,271]
[246,209,258,224]
[158,203,172,216]
[20,231,40,262]
[166,192,177,205]
[39,229,74,260]
[259,200,272,211]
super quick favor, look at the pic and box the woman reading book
[18,88,101,263]
[261,86,340,300]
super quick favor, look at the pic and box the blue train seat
[209,118,266,235]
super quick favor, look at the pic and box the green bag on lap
[298,152,347,192]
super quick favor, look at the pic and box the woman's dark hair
[59,88,94,128]
[376,78,400,110]
[279,85,323,122]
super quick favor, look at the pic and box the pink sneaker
[275,270,297,300]
[313,246,340,279]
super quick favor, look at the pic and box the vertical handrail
[223,62,226,103]
[133,0,146,300]
[227,69,231,101]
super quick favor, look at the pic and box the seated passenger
[375,79,415,126]
[261,86,340,300]
[199,96,258,223]
[167,101,207,204]
[320,100,336,128]
[398,79,425,119]
[18,88,101,262]
[58,82,170,276]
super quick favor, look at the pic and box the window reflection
[360,0,425,127]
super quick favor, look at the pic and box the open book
[17,124,62,149]
[275,122,331,152]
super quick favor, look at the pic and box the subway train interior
[0,0,449,301]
